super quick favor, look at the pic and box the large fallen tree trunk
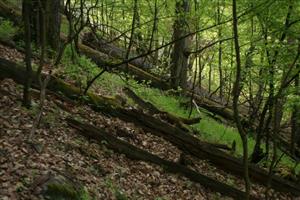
[123,87,200,133]
[62,34,171,90]
[82,32,153,70]
[123,87,232,151]
[67,117,253,200]
[123,87,201,125]
[1,58,300,196]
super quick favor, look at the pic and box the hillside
[1,0,300,199]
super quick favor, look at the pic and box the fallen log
[123,87,200,133]
[123,87,200,125]
[62,34,170,90]
[83,32,152,69]
[0,58,124,110]
[1,58,300,196]
[67,117,254,200]
[104,107,300,196]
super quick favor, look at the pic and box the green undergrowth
[0,17,18,41]
[45,183,91,200]
[61,48,299,175]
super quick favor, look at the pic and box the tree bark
[291,64,300,152]
[30,0,61,51]
[232,0,251,198]
[170,0,190,89]
[22,0,33,108]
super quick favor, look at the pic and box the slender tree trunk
[217,0,223,97]
[232,0,251,199]
[22,0,33,108]
[291,64,300,152]
[209,63,212,93]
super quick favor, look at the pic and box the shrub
[0,17,17,41]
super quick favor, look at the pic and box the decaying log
[0,58,124,110]
[123,87,200,133]
[1,58,300,196]
[123,87,200,124]
[67,117,254,200]
[106,108,300,196]
[82,32,152,69]
[60,34,171,90]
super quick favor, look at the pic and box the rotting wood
[123,86,200,133]
[123,87,201,124]
[82,32,153,70]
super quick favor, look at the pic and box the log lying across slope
[83,32,153,70]
[1,58,300,196]
[67,118,252,200]
[123,87,200,133]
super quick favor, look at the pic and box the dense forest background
[0,0,300,199]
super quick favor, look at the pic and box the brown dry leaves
[0,45,295,200]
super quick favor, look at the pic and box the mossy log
[60,34,170,90]
[82,32,152,69]
[123,87,200,133]
[1,57,300,196]
[0,57,123,109]
[67,117,254,200]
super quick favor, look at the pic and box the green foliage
[105,178,128,200]
[45,183,91,200]
[61,45,98,88]
[0,17,17,41]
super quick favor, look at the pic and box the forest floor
[0,44,298,200]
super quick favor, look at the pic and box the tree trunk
[217,0,223,97]
[48,0,61,51]
[232,0,251,198]
[291,64,300,152]
[83,32,152,69]
[22,0,32,108]
[30,0,61,51]
[170,0,190,90]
